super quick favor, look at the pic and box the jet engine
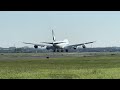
[73,47,77,49]
[82,44,86,48]
[34,45,38,49]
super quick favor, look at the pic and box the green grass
[0,53,120,79]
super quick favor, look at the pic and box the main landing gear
[53,49,68,52]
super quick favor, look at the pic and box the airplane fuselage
[52,39,69,49]
[23,30,95,52]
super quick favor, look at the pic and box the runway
[0,52,88,61]
[0,52,119,61]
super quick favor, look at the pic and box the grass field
[0,52,120,79]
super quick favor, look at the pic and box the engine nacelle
[72,46,77,49]
[82,44,86,48]
[34,45,38,49]
[74,47,77,49]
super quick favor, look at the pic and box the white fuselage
[53,39,69,49]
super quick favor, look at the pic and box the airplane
[23,30,96,52]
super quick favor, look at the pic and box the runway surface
[0,52,119,61]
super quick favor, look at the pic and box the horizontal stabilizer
[41,42,65,44]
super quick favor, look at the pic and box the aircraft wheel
[61,49,64,52]
[57,50,59,52]
[65,49,68,52]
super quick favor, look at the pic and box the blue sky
[0,11,120,48]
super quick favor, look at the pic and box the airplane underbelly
[53,44,63,49]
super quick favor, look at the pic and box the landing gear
[53,49,59,52]
[57,50,59,52]
[65,49,68,52]
[53,49,68,52]
[53,50,56,52]
[61,49,64,52]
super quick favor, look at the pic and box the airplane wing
[66,41,96,48]
[23,42,50,47]
[41,42,65,44]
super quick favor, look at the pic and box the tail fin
[52,30,56,42]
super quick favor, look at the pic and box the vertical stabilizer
[52,30,56,42]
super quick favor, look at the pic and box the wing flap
[23,42,47,47]
[65,41,96,48]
